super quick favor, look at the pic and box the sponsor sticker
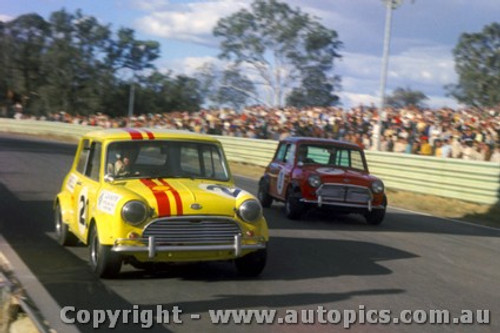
[277,168,285,195]
[66,173,78,193]
[97,190,122,215]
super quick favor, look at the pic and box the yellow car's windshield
[106,140,230,181]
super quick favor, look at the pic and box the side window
[286,144,296,165]
[76,139,90,174]
[350,151,365,170]
[274,143,288,162]
[86,142,102,181]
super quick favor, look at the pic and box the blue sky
[1,0,499,108]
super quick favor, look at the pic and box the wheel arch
[287,180,302,197]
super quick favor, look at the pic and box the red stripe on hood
[140,179,171,217]
[158,179,183,215]
[123,128,143,140]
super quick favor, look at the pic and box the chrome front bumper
[306,183,384,212]
[301,199,385,211]
[112,234,266,259]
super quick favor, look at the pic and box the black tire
[365,195,387,225]
[284,188,303,220]
[235,249,267,277]
[54,203,78,246]
[89,224,122,278]
[257,178,273,208]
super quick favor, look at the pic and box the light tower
[375,0,403,151]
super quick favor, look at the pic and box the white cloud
[424,95,461,109]
[388,46,458,87]
[130,0,170,11]
[339,92,379,109]
[159,56,223,76]
[0,14,14,22]
[337,45,458,105]
[134,0,249,44]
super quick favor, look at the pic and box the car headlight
[121,200,148,225]
[238,199,262,223]
[371,180,384,194]
[308,174,321,188]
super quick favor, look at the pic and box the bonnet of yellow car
[120,178,254,217]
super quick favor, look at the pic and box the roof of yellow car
[83,128,220,143]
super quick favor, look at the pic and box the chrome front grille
[142,216,241,245]
[317,184,371,203]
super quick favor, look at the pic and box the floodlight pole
[375,0,401,151]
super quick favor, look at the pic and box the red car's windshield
[297,144,367,171]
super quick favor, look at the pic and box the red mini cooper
[258,137,387,225]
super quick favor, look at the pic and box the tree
[1,14,50,114]
[213,0,341,107]
[286,67,340,108]
[447,22,500,108]
[41,9,114,115]
[386,86,428,108]
[216,67,257,110]
[105,28,160,73]
[1,9,200,117]
[195,63,258,109]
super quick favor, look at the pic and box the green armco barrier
[1,118,499,205]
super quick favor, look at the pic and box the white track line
[388,206,500,231]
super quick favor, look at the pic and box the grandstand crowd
[4,103,500,163]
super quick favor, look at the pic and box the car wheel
[89,224,122,278]
[285,188,303,220]
[365,195,387,225]
[54,203,78,246]
[257,178,273,208]
[235,249,267,277]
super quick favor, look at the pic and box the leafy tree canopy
[447,22,500,108]
[386,86,428,108]
[0,9,205,117]
[213,0,342,107]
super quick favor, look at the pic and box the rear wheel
[257,178,273,208]
[235,249,267,277]
[54,203,78,246]
[89,224,122,278]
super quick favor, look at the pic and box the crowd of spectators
[4,103,500,163]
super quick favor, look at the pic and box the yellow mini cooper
[54,128,268,278]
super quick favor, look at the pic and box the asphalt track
[0,134,499,333]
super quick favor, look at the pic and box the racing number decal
[77,187,89,235]
[277,168,285,195]
[199,184,246,199]
[206,185,242,198]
